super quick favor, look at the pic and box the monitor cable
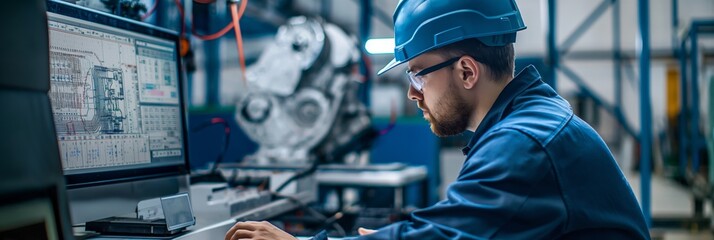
[274,159,320,193]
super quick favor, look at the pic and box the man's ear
[456,56,479,90]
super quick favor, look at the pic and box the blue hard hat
[377,0,527,75]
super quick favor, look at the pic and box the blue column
[321,0,331,20]
[679,39,689,180]
[637,0,652,227]
[613,0,622,114]
[547,0,557,91]
[690,29,700,173]
[187,70,193,106]
[612,0,625,147]
[359,0,372,107]
[205,41,220,107]
[203,3,222,107]
[671,0,679,56]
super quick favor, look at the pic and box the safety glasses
[406,57,460,93]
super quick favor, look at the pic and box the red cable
[230,0,249,84]
[175,0,248,84]
[141,0,159,21]
[192,22,234,41]
[210,118,226,124]
[210,118,231,134]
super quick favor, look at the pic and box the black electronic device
[86,217,180,236]
[86,193,195,236]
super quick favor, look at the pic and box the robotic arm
[235,17,373,165]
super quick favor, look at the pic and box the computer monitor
[46,1,190,224]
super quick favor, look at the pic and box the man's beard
[419,84,471,137]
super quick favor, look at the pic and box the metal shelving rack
[548,0,714,228]
[678,17,714,223]
[546,0,653,225]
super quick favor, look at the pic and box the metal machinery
[235,17,373,165]
[186,17,376,234]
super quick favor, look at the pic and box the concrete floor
[657,231,713,240]
[627,172,711,219]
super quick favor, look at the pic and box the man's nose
[407,85,423,102]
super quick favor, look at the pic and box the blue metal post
[612,0,625,146]
[204,3,222,107]
[204,46,220,108]
[613,0,622,115]
[679,39,689,179]
[690,28,700,172]
[321,0,331,20]
[547,0,558,90]
[637,0,652,226]
[359,0,372,61]
[187,70,193,106]
[671,0,679,56]
[359,0,372,107]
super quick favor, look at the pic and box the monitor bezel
[46,0,191,189]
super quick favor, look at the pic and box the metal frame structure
[679,19,714,178]
[547,0,638,139]
[550,0,714,228]
[638,0,652,226]
[547,0,653,225]
[678,18,714,220]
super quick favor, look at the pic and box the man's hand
[225,221,298,240]
[358,227,377,236]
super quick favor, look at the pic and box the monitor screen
[47,1,188,188]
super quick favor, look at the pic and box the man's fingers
[237,221,261,230]
[358,227,377,235]
[230,229,254,240]
[225,223,240,240]
[225,221,260,240]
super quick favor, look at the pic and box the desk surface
[84,191,314,240]
[316,166,427,187]
[79,166,423,240]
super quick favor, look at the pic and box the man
[226,0,650,239]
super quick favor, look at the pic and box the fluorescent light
[365,38,395,55]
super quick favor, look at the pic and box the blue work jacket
[314,65,649,240]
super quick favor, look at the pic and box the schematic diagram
[93,66,126,133]
[50,51,101,134]
[48,16,184,171]
[49,18,149,169]
[49,21,141,136]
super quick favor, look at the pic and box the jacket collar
[461,65,543,156]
